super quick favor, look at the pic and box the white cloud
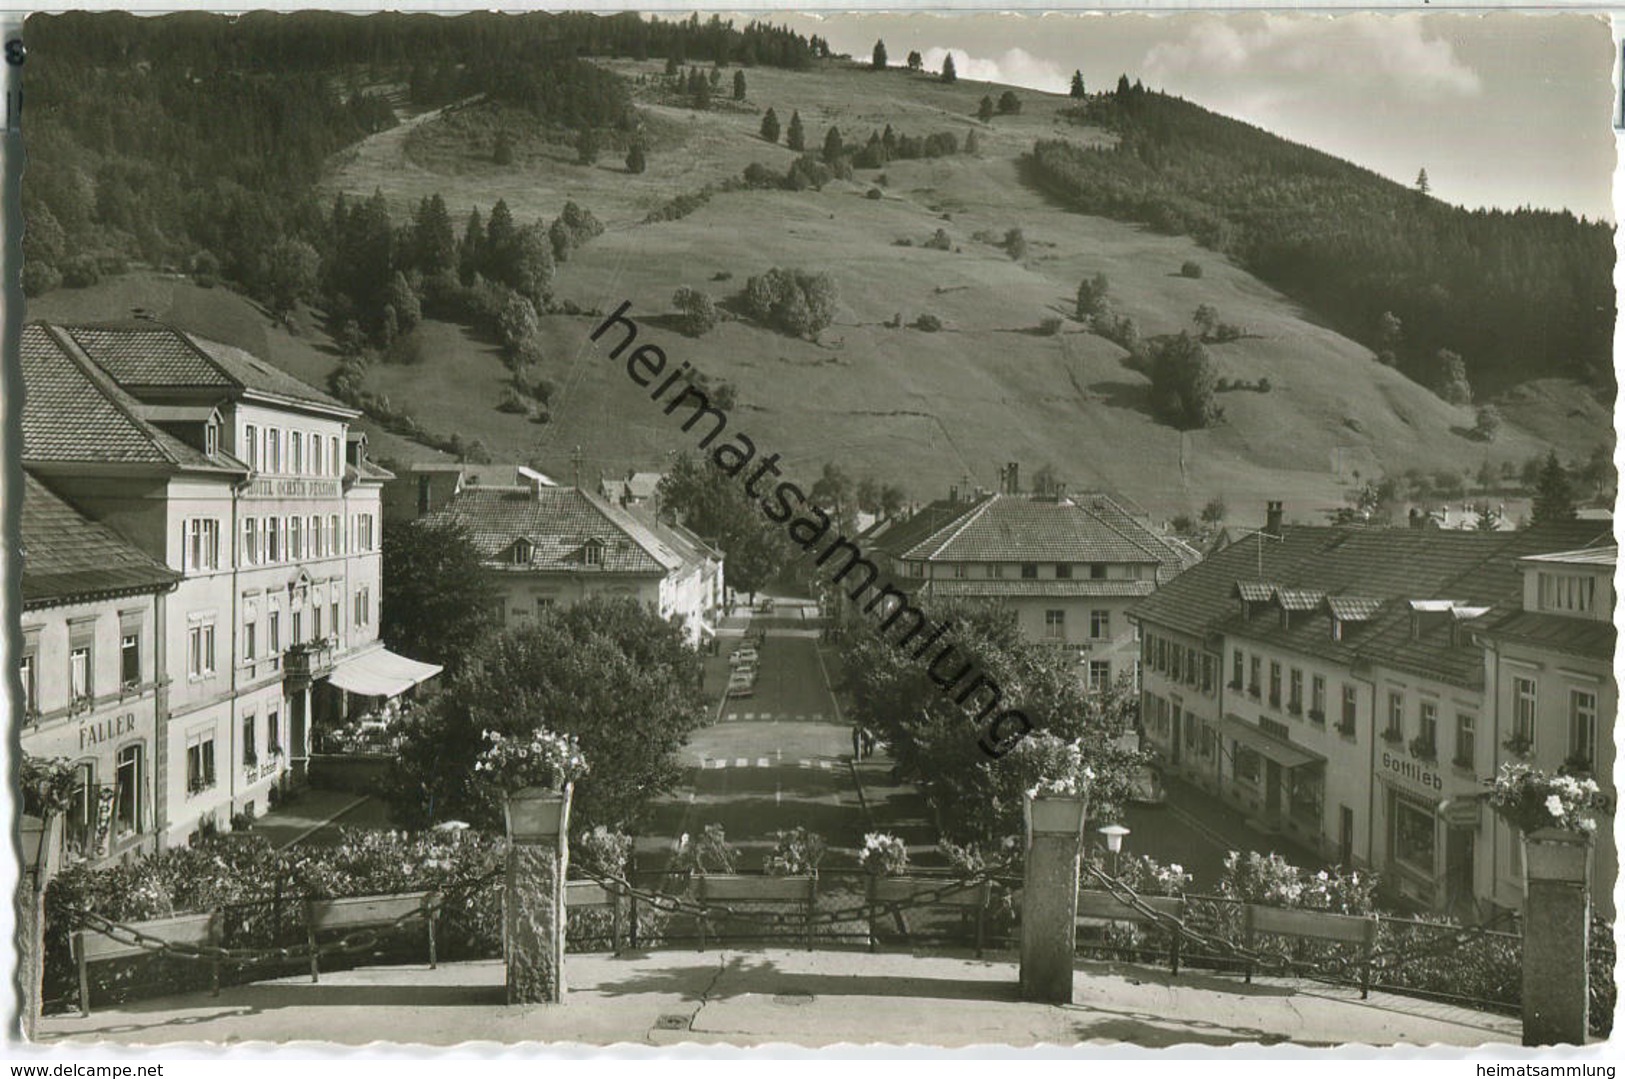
[1144,15,1482,99]
[919,46,1068,94]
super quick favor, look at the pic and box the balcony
[284,637,339,692]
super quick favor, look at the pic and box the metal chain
[66,864,507,968]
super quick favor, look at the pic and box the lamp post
[1098,822,1131,877]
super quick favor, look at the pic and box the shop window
[1391,794,1436,875]
[1233,743,1261,784]
[115,745,143,835]
[66,762,95,854]
[1290,769,1324,825]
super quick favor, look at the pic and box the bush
[1213,323,1243,343]
[672,286,719,337]
[496,388,530,414]
[61,255,101,288]
[866,187,883,200]
[923,228,951,251]
[892,237,914,247]
[22,260,61,297]
[1257,376,1272,393]
[1039,316,1063,336]
[1075,273,1110,320]
[1004,228,1027,261]
[1180,260,1203,279]
[913,313,943,332]
[740,267,838,339]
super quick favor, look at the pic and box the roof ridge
[916,493,997,561]
[42,324,186,468]
[1080,497,1171,565]
[579,487,679,567]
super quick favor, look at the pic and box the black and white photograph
[8,6,1620,1054]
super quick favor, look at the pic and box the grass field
[30,59,1601,528]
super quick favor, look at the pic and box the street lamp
[1097,823,1131,878]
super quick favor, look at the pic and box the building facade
[1130,504,1613,918]
[20,319,413,849]
[423,481,724,645]
[866,488,1198,691]
[19,473,181,866]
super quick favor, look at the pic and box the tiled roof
[423,486,691,575]
[1325,596,1383,622]
[924,579,1156,599]
[61,321,352,412]
[1275,588,1324,612]
[21,324,231,470]
[877,493,1193,572]
[863,499,972,558]
[21,472,179,606]
[626,472,663,500]
[1483,610,1615,662]
[1131,520,1614,687]
[1234,581,1278,603]
[1522,545,1617,566]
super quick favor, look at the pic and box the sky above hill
[769,12,1615,222]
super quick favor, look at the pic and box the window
[1201,654,1216,694]
[1249,655,1262,697]
[269,611,281,668]
[1386,692,1404,738]
[1569,690,1598,766]
[988,564,1004,579]
[355,586,371,626]
[329,514,341,556]
[1392,793,1436,874]
[267,517,282,563]
[312,515,323,557]
[1419,701,1438,752]
[70,645,92,703]
[909,561,925,578]
[244,424,259,469]
[1171,645,1183,683]
[244,617,257,663]
[65,763,94,853]
[331,598,341,640]
[1091,610,1110,639]
[291,432,303,475]
[1539,572,1597,614]
[360,514,375,552]
[1231,649,1244,689]
[267,429,281,473]
[186,519,220,571]
[950,563,967,579]
[267,711,281,757]
[19,651,36,716]
[536,597,556,616]
[1020,563,1038,579]
[313,604,323,641]
[1268,661,1282,708]
[1044,609,1066,640]
[1185,647,1198,687]
[1455,713,1476,768]
[1288,668,1303,713]
[121,633,140,688]
[242,713,258,767]
[1341,684,1358,731]
[205,422,219,457]
[187,622,217,678]
[1514,677,1537,745]
[1056,563,1073,579]
[1289,769,1324,825]
[242,519,257,566]
[290,516,303,560]
[185,730,217,795]
[1310,675,1326,719]
[1090,564,1107,580]
[330,436,341,476]
[583,541,602,566]
[114,745,142,835]
[292,610,302,644]
[1089,660,1111,692]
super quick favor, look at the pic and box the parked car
[758,596,775,613]
[726,673,756,698]
[730,646,759,667]
[1128,762,1167,807]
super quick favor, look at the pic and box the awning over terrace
[325,648,443,699]
[1218,714,1326,770]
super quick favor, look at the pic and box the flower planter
[1025,794,1088,835]
[504,783,572,842]
[1522,828,1592,887]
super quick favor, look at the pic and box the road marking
[687,791,696,803]
[819,760,832,770]
[710,759,726,769]
[743,712,755,720]
[799,759,812,769]
[734,758,748,768]
[795,714,806,722]
[811,712,824,722]
[756,757,769,768]
[725,713,737,722]
[775,782,781,805]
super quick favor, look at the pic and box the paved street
[637,598,871,873]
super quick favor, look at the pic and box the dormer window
[511,538,534,565]
[583,539,604,567]
[205,421,219,457]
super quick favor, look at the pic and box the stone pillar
[1522,828,1592,1046]
[1019,793,1087,1004]
[503,784,571,1005]
[18,815,62,1041]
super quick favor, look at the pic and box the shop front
[311,645,442,756]
[23,699,159,865]
[1375,747,1486,915]
[1217,714,1327,839]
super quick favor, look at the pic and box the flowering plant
[1489,763,1608,837]
[20,754,79,817]
[473,727,588,792]
[763,827,827,876]
[1006,731,1093,799]
[858,832,909,876]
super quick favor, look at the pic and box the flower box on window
[1247,684,1261,700]
[1560,753,1594,777]
[1307,709,1325,724]
[1501,733,1533,758]
[1380,727,1404,745]
[1408,735,1437,763]
[1335,719,1356,738]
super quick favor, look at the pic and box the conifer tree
[1070,70,1086,97]
[941,53,957,83]
[787,110,805,152]
[733,69,746,100]
[822,125,844,165]
[872,40,888,69]
[760,107,780,143]
[1532,450,1577,524]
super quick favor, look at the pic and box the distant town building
[382,462,557,524]
[422,482,723,646]
[1130,500,1613,919]
[20,319,433,852]
[599,469,664,509]
[866,486,1199,692]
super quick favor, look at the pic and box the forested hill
[1028,83,1615,397]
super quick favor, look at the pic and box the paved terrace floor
[39,949,1520,1048]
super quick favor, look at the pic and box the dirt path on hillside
[323,97,483,188]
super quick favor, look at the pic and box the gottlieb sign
[1380,749,1465,797]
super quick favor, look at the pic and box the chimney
[1007,461,1020,495]
[1055,482,1068,504]
[1264,500,1284,538]
[949,484,959,503]
[1409,507,1425,530]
